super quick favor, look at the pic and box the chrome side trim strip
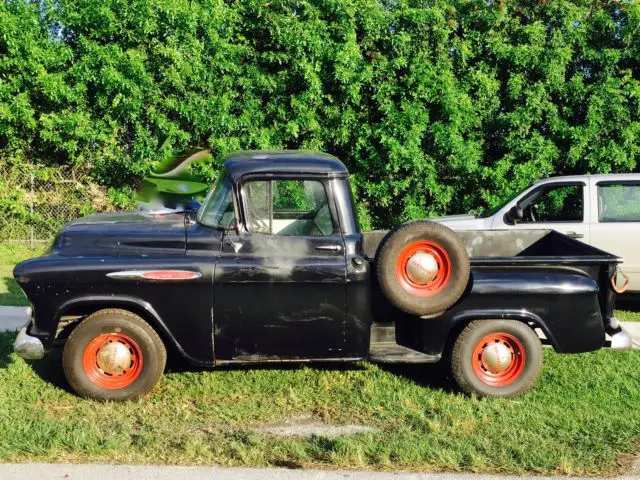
[106,270,202,281]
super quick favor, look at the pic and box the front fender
[15,255,215,366]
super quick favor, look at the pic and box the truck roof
[223,150,348,181]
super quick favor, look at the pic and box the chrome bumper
[14,322,45,360]
[606,323,633,352]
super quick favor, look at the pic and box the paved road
[625,322,640,348]
[0,306,30,331]
[0,463,637,480]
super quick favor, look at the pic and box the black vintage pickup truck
[14,151,633,401]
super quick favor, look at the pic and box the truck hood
[53,211,187,256]
[431,213,492,230]
[432,214,478,222]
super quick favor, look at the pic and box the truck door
[590,180,640,291]
[508,181,590,242]
[213,177,348,360]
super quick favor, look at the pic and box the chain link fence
[0,161,115,245]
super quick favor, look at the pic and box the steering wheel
[529,205,539,222]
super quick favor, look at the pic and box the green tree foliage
[1,0,639,228]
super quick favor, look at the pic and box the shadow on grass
[28,346,74,394]
[166,352,367,375]
[377,361,459,394]
[0,331,17,369]
[10,337,456,396]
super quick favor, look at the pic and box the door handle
[316,244,342,252]
[566,231,584,239]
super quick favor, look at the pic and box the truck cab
[193,151,370,361]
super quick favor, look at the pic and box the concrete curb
[623,322,640,348]
[0,463,637,480]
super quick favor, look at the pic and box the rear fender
[449,309,557,349]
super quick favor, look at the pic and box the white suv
[434,174,640,291]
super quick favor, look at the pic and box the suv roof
[534,173,640,185]
[223,150,348,181]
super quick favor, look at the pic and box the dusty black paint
[14,151,621,368]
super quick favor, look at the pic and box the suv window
[244,179,336,236]
[598,183,640,222]
[519,184,583,222]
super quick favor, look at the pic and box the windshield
[197,174,236,229]
[477,190,523,218]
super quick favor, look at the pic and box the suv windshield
[477,190,523,218]
[197,174,235,229]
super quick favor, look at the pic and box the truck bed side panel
[392,267,606,357]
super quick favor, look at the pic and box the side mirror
[506,205,524,224]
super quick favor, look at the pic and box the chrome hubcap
[96,341,132,375]
[405,251,439,284]
[480,341,513,374]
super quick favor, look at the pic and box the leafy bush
[1,0,639,228]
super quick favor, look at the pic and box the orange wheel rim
[82,333,143,389]
[395,240,452,296]
[471,333,526,387]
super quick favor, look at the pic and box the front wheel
[451,320,543,397]
[62,309,166,401]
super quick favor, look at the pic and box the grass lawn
[617,310,640,322]
[0,242,639,474]
[0,333,638,475]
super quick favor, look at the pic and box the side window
[244,179,336,236]
[598,183,640,222]
[519,184,583,223]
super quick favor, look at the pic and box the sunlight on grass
[0,243,43,306]
[617,310,640,322]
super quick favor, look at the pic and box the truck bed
[362,228,621,359]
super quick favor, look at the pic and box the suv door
[508,182,590,242]
[590,180,640,291]
[213,176,348,360]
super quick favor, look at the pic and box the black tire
[62,309,166,401]
[376,221,470,316]
[451,320,543,398]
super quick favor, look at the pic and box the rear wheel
[62,309,166,401]
[376,221,470,316]
[451,320,543,397]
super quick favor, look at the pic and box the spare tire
[375,221,470,316]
